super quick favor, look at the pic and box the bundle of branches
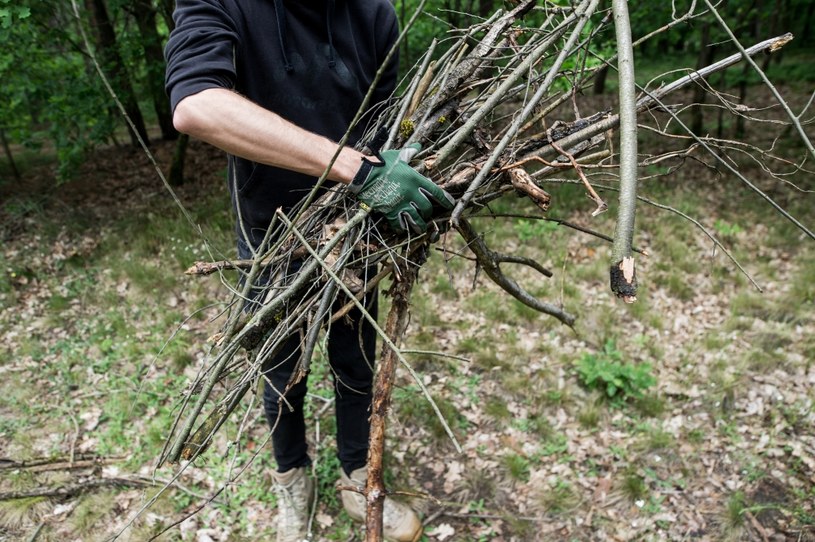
[154,0,808,538]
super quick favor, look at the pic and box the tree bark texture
[0,129,21,182]
[691,22,714,135]
[170,133,189,186]
[364,254,421,541]
[132,0,177,141]
[84,0,150,147]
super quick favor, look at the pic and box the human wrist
[331,147,367,185]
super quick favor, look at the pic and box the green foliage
[621,470,648,502]
[514,218,559,242]
[502,452,530,482]
[538,479,580,514]
[714,219,743,238]
[0,1,30,28]
[726,491,747,528]
[0,1,121,180]
[575,341,656,403]
[0,0,175,182]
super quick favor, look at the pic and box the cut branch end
[610,256,637,303]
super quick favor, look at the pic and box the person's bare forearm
[172,88,364,184]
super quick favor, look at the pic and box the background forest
[1,1,814,541]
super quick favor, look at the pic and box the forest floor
[1,96,815,541]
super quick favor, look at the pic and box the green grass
[633,393,667,418]
[393,387,469,443]
[577,400,603,428]
[503,452,531,482]
[0,496,49,531]
[621,470,648,502]
[725,491,747,529]
[484,397,512,420]
[537,479,580,515]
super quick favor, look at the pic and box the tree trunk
[400,0,409,71]
[156,0,176,31]
[84,0,150,147]
[0,129,21,183]
[716,70,727,139]
[169,133,189,186]
[132,0,177,140]
[478,0,495,18]
[593,64,609,94]
[800,1,815,44]
[735,4,761,139]
[761,0,783,72]
[691,22,714,135]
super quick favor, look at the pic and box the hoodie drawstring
[273,0,294,72]
[326,0,336,69]
[273,0,338,73]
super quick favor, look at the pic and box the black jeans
[238,237,377,474]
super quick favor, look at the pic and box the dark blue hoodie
[165,0,399,246]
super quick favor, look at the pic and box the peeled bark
[365,260,419,541]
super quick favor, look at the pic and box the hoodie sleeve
[164,0,241,113]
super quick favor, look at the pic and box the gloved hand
[349,144,455,233]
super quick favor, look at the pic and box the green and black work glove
[348,144,455,233]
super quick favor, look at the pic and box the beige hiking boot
[339,466,422,542]
[272,466,315,542]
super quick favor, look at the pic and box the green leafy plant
[576,341,656,403]
[714,219,743,238]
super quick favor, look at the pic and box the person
[164,2,453,541]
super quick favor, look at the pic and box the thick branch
[365,262,419,541]
[610,0,639,303]
[0,477,151,501]
[456,219,576,327]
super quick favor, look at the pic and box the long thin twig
[365,263,418,542]
[0,477,151,501]
[523,34,798,166]
[276,213,463,454]
[447,0,598,222]
[702,1,812,158]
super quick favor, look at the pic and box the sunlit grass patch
[0,496,49,531]
[460,340,508,372]
[725,490,747,529]
[503,514,536,540]
[484,397,511,421]
[783,249,815,310]
[512,413,554,440]
[662,272,696,301]
[429,273,458,300]
[641,426,675,452]
[465,289,513,323]
[729,290,798,325]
